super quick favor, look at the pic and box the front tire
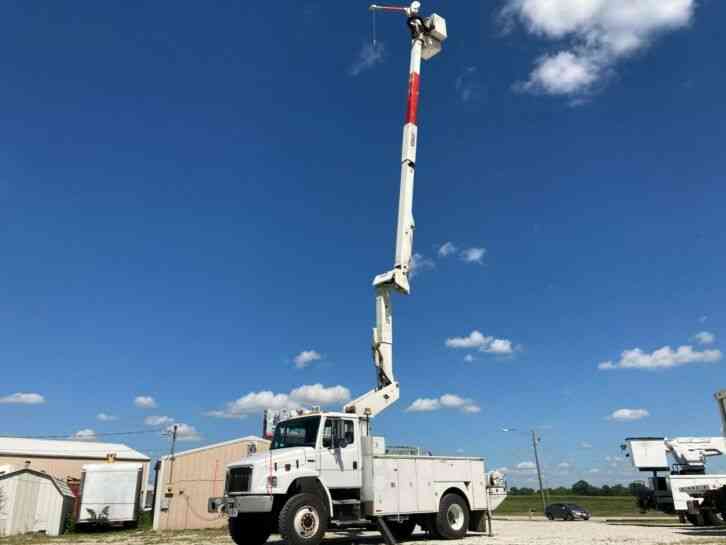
[279,493,329,545]
[435,494,469,540]
[229,514,273,545]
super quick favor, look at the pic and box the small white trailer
[78,463,143,526]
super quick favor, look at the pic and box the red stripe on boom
[405,72,420,125]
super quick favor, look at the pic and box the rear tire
[546,513,554,521]
[435,494,469,540]
[387,519,416,541]
[229,514,273,545]
[279,493,329,545]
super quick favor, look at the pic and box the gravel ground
[6,520,726,545]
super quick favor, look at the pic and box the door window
[321,419,355,449]
[343,420,355,446]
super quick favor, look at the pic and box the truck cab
[210,410,505,545]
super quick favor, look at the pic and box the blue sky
[1,0,725,486]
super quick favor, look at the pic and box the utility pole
[167,424,178,485]
[532,430,547,513]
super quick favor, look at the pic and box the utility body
[209,4,507,545]
[624,391,726,525]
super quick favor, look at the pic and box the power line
[2,427,168,440]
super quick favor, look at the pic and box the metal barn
[153,436,269,531]
[0,437,150,500]
[0,468,75,537]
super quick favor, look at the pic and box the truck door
[319,417,362,489]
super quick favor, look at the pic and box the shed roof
[0,468,75,498]
[0,437,150,462]
[161,435,269,461]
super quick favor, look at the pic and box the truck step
[332,499,361,505]
[330,518,372,527]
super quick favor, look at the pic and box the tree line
[508,480,646,497]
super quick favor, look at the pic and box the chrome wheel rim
[293,506,320,539]
[447,503,465,531]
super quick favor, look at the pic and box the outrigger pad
[469,511,487,532]
[376,517,398,545]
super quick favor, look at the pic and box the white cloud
[517,461,536,470]
[598,345,722,371]
[349,42,385,76]
[694,331,716,345]
[134,396,157,409]
[294,350,322,369]
[438,242,458,257]
[609,408,650,421]
[501,0,696,96]
[206,384,350,419]
[589,468,601,474]
[558,462,571,469]
[96,413,117,422]
[445,330,516,356]
[406,394,480,414]
[460,247,486,264]
[145,415,174,427]
[0,392,45,405]
[410,253,435,277]
[524,51,599,95]
[167,423,201,442]
[579,441,593,449]
[464,354,475,363]
[446,330,491,349]
[290,384,351,406]
[71,429,97,441]
[486,339,514,355]
[406,398,441,412]
[455,67,483,103]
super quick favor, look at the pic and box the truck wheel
[387,519,416,541]
[229,514,273,545]
[279,493,329,545]
[435,494,469,540]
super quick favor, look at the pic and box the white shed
[0,469,75,537]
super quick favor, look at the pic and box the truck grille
[227,467,252,494]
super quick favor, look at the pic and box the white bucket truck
[209,3,507,545]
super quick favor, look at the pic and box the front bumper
[208,495,274,516]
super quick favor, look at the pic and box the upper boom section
[344,3,447,418]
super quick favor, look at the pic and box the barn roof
[0,437,150,462]
[0,468,75,498]
[160,435,269,461]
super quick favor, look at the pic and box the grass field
[496,495,670,517]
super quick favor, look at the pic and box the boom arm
[666,437,726,470]
[624,436,726,474]
[344,3,446,417]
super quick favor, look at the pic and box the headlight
[267,476,278,488]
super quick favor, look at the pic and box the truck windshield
[271,416,321,450]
